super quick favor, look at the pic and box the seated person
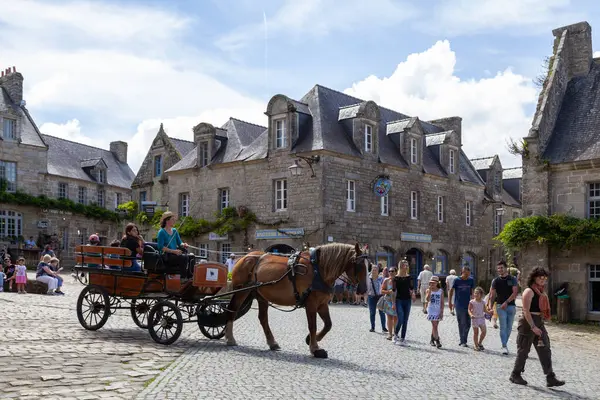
[157,212,191,277]
[24,236,36,249]
[3,256,15,292]
[85,234,102,269]
[48,257,65,295]
[106,239,122,270]
[36,255,59,295]
[120,223,143,272]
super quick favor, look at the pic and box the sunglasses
[389,269,397,273]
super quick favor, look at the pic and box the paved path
[1,275,599,399]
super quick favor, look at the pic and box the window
[449,149,455,174]
[78,228,88,245]
[465,201,472,226]
[97,189,105,207]
[3,118,16,140]
[78,187,87,204]
[274,179,287,211]
[346,180,356,212]
[590,265,600,312]
[154,155,162,177]
[410,138,418,164]
[437,196,444,222]
[116,193,122,207]
[58,183,68,200]
[410,191,418,220]
[199,142,209,167]
[219,188,230,211]
[197,243,208,259]
[275,119,286,149]
[0,210,22,237]
[139,191,147,204]
[179,193,190,217]
[364,125,373,152]
[380,194,389,216]
[494,172,501,190]
[589,183,600,219]
[494,208,502,235]
[0,160,16,192]
[220,243,231,264]
[97,169,105,184]
[512,211,519,220]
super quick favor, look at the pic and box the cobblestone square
[1,275,599,399]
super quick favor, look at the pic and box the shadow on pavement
[526,384,592,400]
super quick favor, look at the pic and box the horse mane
[315,243,357,283]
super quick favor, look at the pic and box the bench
[75,245,135,271]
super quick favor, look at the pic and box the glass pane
[591,281,600,312]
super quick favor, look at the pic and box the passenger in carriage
[85,234,102,269]
[157,212,188,255]
[120,223,143,272]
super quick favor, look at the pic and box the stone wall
[550,165,600,216]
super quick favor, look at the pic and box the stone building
[0,67,134,264]
[164,85,508,286]
[131,124,194,238]
[521,21,600,321]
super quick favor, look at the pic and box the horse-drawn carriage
[73,244,252,345]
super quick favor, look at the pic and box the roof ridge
[338,102,363,109]
[169,137,193,144]
[41,134,117,155]
[469,156,495,161]
[503,166,522,170]
[230,117,267,130]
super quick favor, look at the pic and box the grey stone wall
[110,141,128,164]
[552,22,593,79]
[0,69,23,104]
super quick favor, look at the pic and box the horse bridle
[338,254,369,286]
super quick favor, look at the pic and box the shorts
[15,275,27,284]
[472,317,486,328]
[420,289,427,300]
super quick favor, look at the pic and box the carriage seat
[75,245,135,271]
[143,242,195,278]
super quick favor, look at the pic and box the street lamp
[288,155,320,178]
[496,207,505,216]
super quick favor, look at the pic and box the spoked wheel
[148,301,183,345]
[131,298,158,329]
[76,285,111,331]
[197,302,228,340]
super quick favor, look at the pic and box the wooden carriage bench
[75,245,142,272]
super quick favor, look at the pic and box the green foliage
[135,209,165,228]
[177,207,257,238]
[0,181,120,222]
[117,201,138,219]
[495,214,600,251]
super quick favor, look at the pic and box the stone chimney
[110,141,128,164]
[552,21,593,79]
[0,66,24,104]
[428,116,462,147]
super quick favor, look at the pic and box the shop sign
[256,228,304,240]
[373,176,392,197]
[208,232,228,241]
[37,220,49,229]
[400,232,432,243]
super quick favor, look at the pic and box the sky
[1,0,600,173]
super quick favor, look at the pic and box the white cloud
[345,40,537,168]
[0,0,265,173]
[428,0,582,36]
[216,0,418,53]
[594,51,600,58]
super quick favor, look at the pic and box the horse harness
[286,249,331,307]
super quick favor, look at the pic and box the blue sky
[1,0,599,172]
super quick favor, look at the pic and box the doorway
[265,244,296,255]
[405,248,423,288]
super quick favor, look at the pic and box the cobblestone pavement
[2,276,599,400]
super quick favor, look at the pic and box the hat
[89,234,100,243]
[160,211,175,226]
[229,253,235,258]
[429,276,440,283]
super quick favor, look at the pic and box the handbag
[376,295,386,311]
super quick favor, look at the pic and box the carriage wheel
[76,285,111,331]
[197,302,227,340]
[148,301,183,345]
[131,298,158,329]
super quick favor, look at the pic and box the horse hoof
[226,340,237,347]
[269,343,281,351]
[305,335,310,345]
[313,349,328,359]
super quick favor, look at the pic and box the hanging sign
[373,176,392,197]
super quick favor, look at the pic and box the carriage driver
[157,212,189,255]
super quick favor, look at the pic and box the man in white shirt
[445,269,458,315]
[417,264,433,314]
[225,253,236,273]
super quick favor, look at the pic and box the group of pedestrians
[366,259,565,387]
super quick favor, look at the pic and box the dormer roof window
[410,138,418,164]
[97,169,106,184]
[364,125,373,153]
[274,119,287,149]
[449,149,455,174]
[199,141,209,167]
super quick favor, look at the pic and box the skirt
[15,275,27,284]
[382,296,396,317]
[427,313,441,321]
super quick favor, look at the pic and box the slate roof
[387,117,417,134]
[41,135,135,189]
[0,87,46,148]
[543,62,600,163]
[502,167,522,180]
[469,156,495,171]
[502,188,521,207]
[170,138,195,158]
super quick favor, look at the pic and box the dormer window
[275,119,287,149]
[199,142,209,167]
[2,118,16,140]
[449,149,455,174]
[410,138,418,164]
[364,125,373,153]
[97,169,105,184]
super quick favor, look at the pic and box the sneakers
[369,328,375,332]
[382,327,388,333]
[392,335,399,344]
[55,290,65,295]
[510,374,528,385]
[459,343,468,347]
[398,338,408,347]
[546,374,565,388]
[502,347,509,355]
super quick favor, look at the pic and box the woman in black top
[393,260,416,345]
[121,223,143,272]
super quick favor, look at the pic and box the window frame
[449,149,455,174]
[219,188,230,211]
[410,138,418,164]
[274,179,288,211]
[346,180,356,212]
[58,182,68,200]
[588,182,600,219]
[220,243,232,264]
[199,142,209,167]
[78,186,87,205]
[590,264,600,312]
[97,169,106,184]
[116,192,122,208]
[380,194,389,216]
[274,118,287,149]
[154,155,162,177]
[410,191,418,220]
[0,160,17,192]
[139,191,147,204]
[179,192,190,217]
[494,208,502,235]
[437,196,444,223]
[465,201,472,226]
[3,118,16,140]
[0,210,22,238]
[364,125,373,153]
[97,189,105,207]
[197,243,208,259]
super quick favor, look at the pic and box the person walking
[510,267,565,387]
[393,260,416,345]
[427,276,444,348]
[487,261,518,355]
[366,264,386,333]
[380,266,397,340]
[417,264,433,314]
[445,269,458,316]
[469,287,488,351]
[449,265,475,347]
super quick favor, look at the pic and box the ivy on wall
[495,214,600,251]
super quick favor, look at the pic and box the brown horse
[225,242,368,358]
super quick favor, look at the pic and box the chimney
[0,66,24,104]
[110,141,128,164]
[428,116,462,147]
[552,21,593,79]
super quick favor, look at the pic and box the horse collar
[310,248,331,293]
